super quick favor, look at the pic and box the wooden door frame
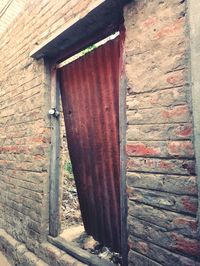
[48,65,61,237]
[48,29,128,264]
[31,1,128,264]
[188,0,200,236]
[118,28,128,266]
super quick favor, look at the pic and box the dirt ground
[60,225,122,265]
[60,168,82,230]
[60,124,83,230]
[0,251,11,266]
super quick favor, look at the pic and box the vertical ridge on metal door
[60,36,121,252]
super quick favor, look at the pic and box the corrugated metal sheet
[59,36,121,252]
[0,0,27,35]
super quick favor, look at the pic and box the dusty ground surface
[60,226,122,265]
[60,127,83,230]
[61,170,83,230]
[0,251,11,266]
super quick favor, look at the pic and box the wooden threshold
[48,235,115,266]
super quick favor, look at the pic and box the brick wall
[124,1,199,265]
[0,0,199,265]
[0,0,102,262]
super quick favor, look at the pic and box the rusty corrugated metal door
[59,36,121,252]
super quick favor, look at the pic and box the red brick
[143,17,157,27]
[127,157,196,175]
[124,0,198,264]
[155,18,185,39]
[126,143,160,156]
[174,217,197,231]
[166,71,184,86]
[181,196,198,214]
[127,124,193,141]
[127,105,191,125]
[175,126,193,138]
[0,146,29,154]
[162,105,189,121]
[168,141,194,157]
[171,233,200,257]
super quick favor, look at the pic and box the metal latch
[48,108,60,118]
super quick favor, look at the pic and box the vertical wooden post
[188,0,200,237]
[119,27,128,266]
[49,66,61,237]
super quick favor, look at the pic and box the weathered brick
[0,228,86,265]
[129,217,200,259]
[127,172,197,195]
[128,188,198,215]
[124,3,197,261]
[126,142,161,157]
[126,140,194,158]
[127,87,187,110]
[127,105,191,125]
[129,250,162,266]
[127,157,196,175]
[0,0,198,265]
[129,236,200,266]
[129,201,197,238]
[127,123,193,141]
